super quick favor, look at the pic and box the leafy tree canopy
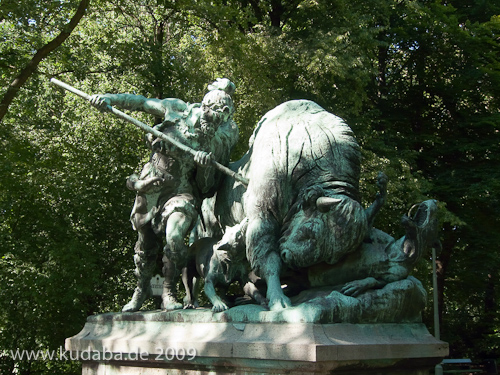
[1,1,499,372]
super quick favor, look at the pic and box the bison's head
[279,188,368,269]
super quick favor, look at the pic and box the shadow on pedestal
[66,310,448,375]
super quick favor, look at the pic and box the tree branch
[0,0,90,122]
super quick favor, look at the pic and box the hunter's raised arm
[89,93,187,119]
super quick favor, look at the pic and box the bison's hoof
[268,295,292,311]
[211,303,228,313]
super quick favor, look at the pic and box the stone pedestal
[66,311,448,375]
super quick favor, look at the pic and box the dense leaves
[1,0,499,372]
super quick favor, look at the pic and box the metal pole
[433,246,444,375]
[50,78,249,186]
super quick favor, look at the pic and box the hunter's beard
[198,115,220,138]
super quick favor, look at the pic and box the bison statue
[196,100,386,311]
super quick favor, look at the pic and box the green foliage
[366,0,500,358]
[0,74,139,373]
[1,0,499,372]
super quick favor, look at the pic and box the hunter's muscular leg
[161,211,193,310]
[122,223,161,312]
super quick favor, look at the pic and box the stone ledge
[66,314,448,374]
[80,358,443,375]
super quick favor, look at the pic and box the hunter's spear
[50,78,249,186]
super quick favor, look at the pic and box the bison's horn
[316,196,342,212]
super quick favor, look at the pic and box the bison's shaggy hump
[245,100,361,221]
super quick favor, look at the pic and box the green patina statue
[87,80,440,323]
[90,78,239,312]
